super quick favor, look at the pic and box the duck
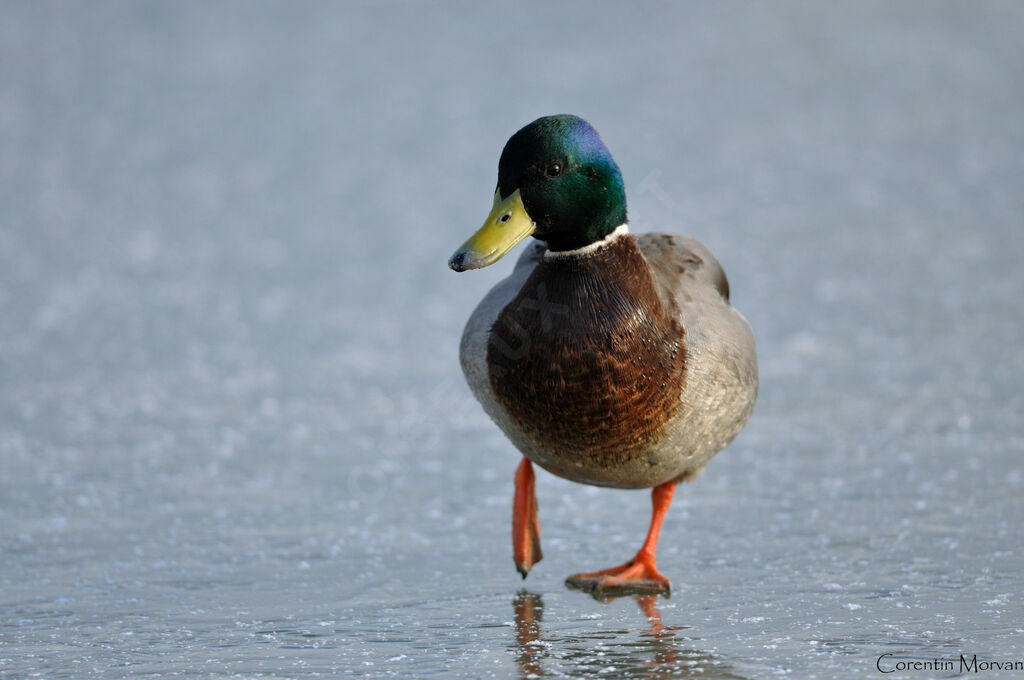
[448,115,757,595]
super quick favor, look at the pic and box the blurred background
[2,2,1022,678]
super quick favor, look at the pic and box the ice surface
[1,2,1022,678]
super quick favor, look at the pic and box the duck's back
[459,231,757,489]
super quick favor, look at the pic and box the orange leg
[566,480,675,595]
[512,457,542,577]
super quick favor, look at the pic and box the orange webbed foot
[565,554,671,595]
[513,457,542,577]
[565,480,676,596]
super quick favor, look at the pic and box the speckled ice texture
[2,2,1022,679]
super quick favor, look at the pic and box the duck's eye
[545,163,562,178]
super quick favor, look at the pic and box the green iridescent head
[449,115,627,271]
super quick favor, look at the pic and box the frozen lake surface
[2,2,1023,678]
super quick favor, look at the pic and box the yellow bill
[448,189,535,271]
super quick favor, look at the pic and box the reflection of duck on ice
[510,591,748,679]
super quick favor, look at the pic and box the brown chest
[486,237,686,465]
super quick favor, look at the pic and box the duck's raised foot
[565,558,671,596]
[513,457,543,578]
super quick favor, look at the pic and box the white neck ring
[543,223,630,259]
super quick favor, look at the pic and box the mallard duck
[448,115,757,594]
